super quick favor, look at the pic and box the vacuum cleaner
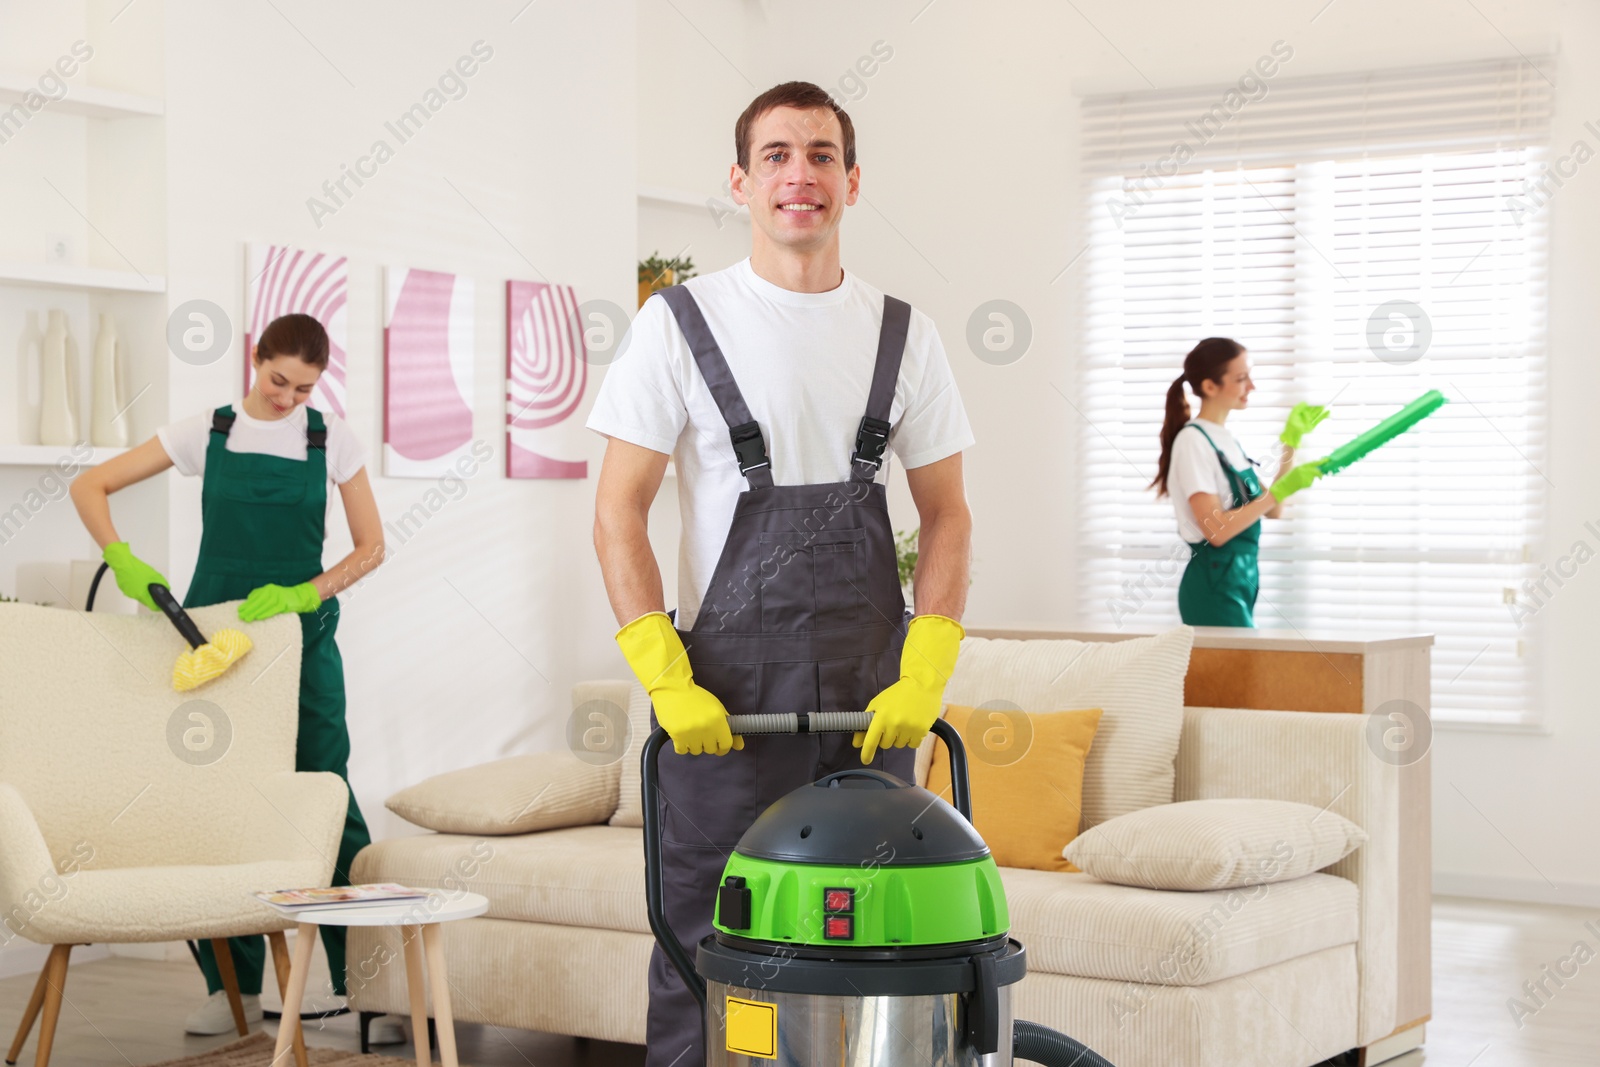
[643,711,1116,1066]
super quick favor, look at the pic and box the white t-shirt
[157,402,368,486]
[1167,418,1259,543]
[586,257,974,629]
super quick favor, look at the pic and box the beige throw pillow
[386,751,619,835]
[609,681,654,828]
[942,628,1194,832]
[1063,798,1368,891]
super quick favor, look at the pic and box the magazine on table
[254,883,429,909]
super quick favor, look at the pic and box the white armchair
[0,602,348,1067]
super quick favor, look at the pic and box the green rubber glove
[1280,402,1331,448]
[615,611,743,757]
[102,542,170,612]
[857,614,965,765]
[1269,460,1328,502]
[238,582,322,622]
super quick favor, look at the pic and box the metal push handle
[641,714,973,1011]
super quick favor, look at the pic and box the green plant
[638,252,697,286]
[894,528,918,590]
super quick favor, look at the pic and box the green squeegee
[1318,389,1446,476]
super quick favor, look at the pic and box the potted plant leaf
[638,252,697,308]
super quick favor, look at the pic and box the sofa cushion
[926,705,1103,872]
[351,825,648,933]
[1063,798,1368,891]
[385,751,619,836]
[942,628,1194,831]
[1001,867,1358,985]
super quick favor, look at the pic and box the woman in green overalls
[71,313,384,1034]
[1150,337,1328,627]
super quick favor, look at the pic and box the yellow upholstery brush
[149,584,254,691]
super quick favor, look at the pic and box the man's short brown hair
[735,81,856,172]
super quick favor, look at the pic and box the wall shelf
[639,185,749,221]
[0,261,165,293]
[0,74,163,119]
[0,444,127,467]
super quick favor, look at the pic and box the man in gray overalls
[589,80,975,1066]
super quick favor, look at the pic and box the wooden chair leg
[209,938,250,1037]
[5,948,57,1065]
[266,932,309,1067]
[32,944,72,1067]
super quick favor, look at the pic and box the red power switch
[823,887,853,913]
[823,915,854,940]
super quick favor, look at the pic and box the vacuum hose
[1014,1020,1118,1067]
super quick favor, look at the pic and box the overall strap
[850,295,911,483]
[303,407,328,484]
[211,404,327,451]
[1187,423,1253,507]
[304,407,328,450]
[657,285,774,489]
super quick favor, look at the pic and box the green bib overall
[187,405,370,999]
[1176,423,1264,628]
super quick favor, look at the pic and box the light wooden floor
[1,896,1595,1066]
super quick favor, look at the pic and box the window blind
[1077,57,1553,724]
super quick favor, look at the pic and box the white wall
[636,0,1600,902]
[159,0,637,841]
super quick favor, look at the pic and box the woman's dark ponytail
[1150,337,1245,497]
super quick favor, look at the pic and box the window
[1078,57,1553,724]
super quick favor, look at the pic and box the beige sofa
[348,629,1409,1067]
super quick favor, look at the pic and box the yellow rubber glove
[857,613,965,764]
[615,611,743,757]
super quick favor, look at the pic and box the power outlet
[46,234,75,265]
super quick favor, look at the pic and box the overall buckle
[851,416,891,470]
[729,421,770,475]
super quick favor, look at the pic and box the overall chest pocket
[213,457,310,506]
[756,528,868,632]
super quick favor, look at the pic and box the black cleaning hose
[1014,1020,1118,1067]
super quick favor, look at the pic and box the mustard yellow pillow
[925,704,1103,872]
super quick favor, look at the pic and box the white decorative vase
[16,312,42,445]
[38,310,79,446]
[90,312,129,447]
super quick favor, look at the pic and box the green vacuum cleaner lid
[712,770,1010,949]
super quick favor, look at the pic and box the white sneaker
[368,1015,407,1046]
[184,991,263,1035]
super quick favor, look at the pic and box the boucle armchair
[0,602,348,1067]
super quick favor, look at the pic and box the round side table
[263,891,489,1067]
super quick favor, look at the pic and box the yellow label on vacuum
[725,995,777,1059]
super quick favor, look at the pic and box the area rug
[144,1030,424,1066]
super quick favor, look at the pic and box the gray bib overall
[646,284,917,1065]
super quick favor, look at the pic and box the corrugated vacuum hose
[1014,1019,1118,1066]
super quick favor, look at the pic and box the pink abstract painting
[505,279,588,479]
[244,244,348,417]
[383,267,475,478]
